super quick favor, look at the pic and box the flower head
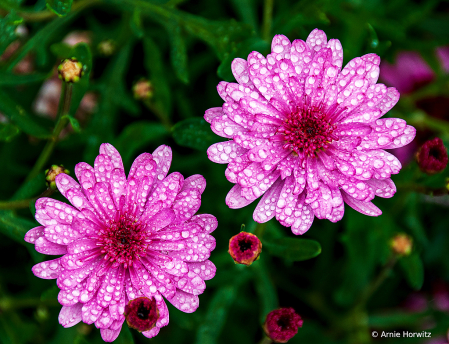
[25,144,217,342]
[228,231,262,265]
[416,137,448,174]
[263,307,303,343]
[390,233,413,256]
[58,58,83,83]
[205,29,415,235]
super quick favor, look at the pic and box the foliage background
[0,0,449,343]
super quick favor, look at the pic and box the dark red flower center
[279,107,337,156]
[97,215,149,268]
[125,297,159,332]
[238,239,253,252]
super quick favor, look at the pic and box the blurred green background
[0,0,449,343]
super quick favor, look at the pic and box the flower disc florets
[263,307,303,343]
[205,29,416,235]
[24,143,217,342]
[416,137,448,174]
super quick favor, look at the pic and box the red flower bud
[228,231,262,266]
[124,297,159,332]
[416,137,448,174]
[263,308,303,343]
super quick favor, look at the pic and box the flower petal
[204,107,223,124]
[306,29,328,53]
[25,226,44,244]
[207,141,248,164]
[35,236,67,255]
[59,303,83,328]
[341,191,382,216]
[152,145,173,182]
[32,257,62,279]
[187,260,216,281]
[253,176,283,223]
[167,289,199,313]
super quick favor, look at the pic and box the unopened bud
[228,231,262,266]
[124,297,159,332]
[133,79,153,101]
[58,58,83,83]
[263,308,303,343]
[98,39,115,56]
[45,165,69,190]
[416,137,448,175]
[390,233,413,256]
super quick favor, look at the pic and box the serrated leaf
[0,10,23,56]
[399,253,424,290]
[0,122,20,142]
[46,0,73,17]
[172,117,219,151]
[0,89,51,138]
[114,121,168,165]
[263,237,322,262]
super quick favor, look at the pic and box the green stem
[258,337,272,344]
[262,0,274,41]
[0,0,100,22]
[396,183,448,196]
[144,99,172,130]
[0,297,59,310]
[254,222,268,239]
[0,187,54,210]
[354,255,398,309]
[26,84,73,182]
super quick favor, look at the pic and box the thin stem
[144,100,172,130]
[0,187,54,210]
[354,255,398,309]
[0,0,100,22]
[26,83,73,182]
[262,0,274,41]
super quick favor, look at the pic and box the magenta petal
[152,145,173,182]
[306,29,327,53]
[366,178,397,198]
[204,107,223,124]
[207,141,248,164]
[341,191,382,216]
[168,289,199,313]
[232,57,252,86]
[35,236,67,255]
[253,177,284,223]
[383,125,416,149]
[32,257,61,279]
[100,327,122,342]
[187,260,216,281]
[99,143,124,171]
[59,303,83,328]
[226,184,255,209]
[25,226,44,243]
[142,327,160,339]
[181,174,206,194]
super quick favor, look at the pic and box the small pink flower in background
[0,25,34,75]
[24,144,217,342]
[205,29,415,235]
[380,52,434,94]
[416,137,448,174]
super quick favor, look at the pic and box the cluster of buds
[263,308,303,343]
[228,231,262,266]
[58,58,84,83]
[124,297,159,332]
[45,165,69,190]
[416,137,448,175]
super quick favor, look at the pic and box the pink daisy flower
[24,144,217,342]
[205,29,416,235]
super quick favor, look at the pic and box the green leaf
[0,72,50,86]
[165,22,189,83]
[399,253,424,290]
[46,0,73,17]
[369,311,427,328]
[63,114,81,132]
[0,89,51,138]
[0,122,20,142]
[0,10,23,56]
[114,121,168,165]
[172,117,219,151]
[130,9,144,38]
[263,237,322,262]
[194,285,237,344]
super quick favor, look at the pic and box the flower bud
[124,297,159,332]
[263,308,303,343]
[58,58,83,83]
[228,231,262,266]
[45,165,69,190]
[416,137,448,174]
[133,79,153,101]
[98,39,116,56]
[390,233,413,256]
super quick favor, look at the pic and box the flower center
[279,107,337,156]
[125,297,159,332]
[238,239,253,252]
[98,215,148,268]
[277,315,291,329]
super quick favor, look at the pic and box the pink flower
[380,51,435,94]
[24,144,217,342]
[205,29,415,235]
[263,307,303,343]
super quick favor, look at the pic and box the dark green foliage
[0,1,448,344]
